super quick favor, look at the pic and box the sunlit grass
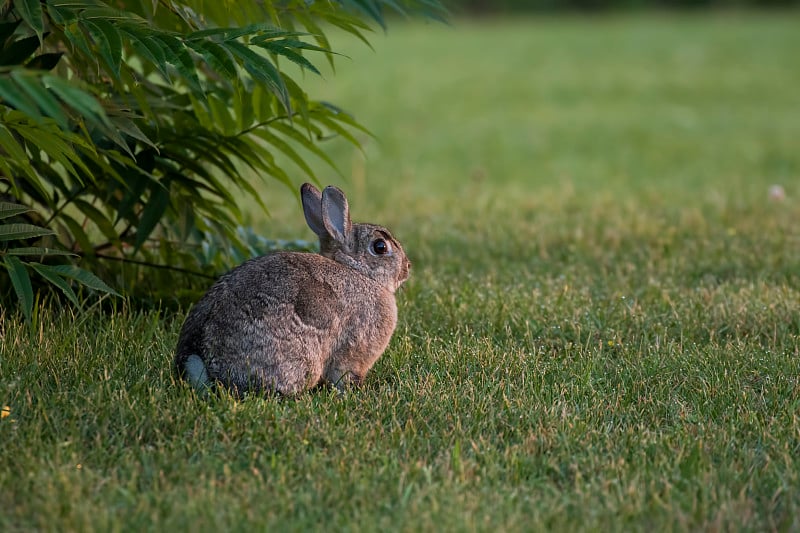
[2,12,800,531]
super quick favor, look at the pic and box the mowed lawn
[2,12,800,531]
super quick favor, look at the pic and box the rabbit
[174,183,411,396]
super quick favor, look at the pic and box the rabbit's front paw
[330,370,364,393]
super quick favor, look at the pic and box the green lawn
[3,12,800,531]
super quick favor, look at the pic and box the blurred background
[446,0,799,11]
[257,5,799,277]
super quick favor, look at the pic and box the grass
[2,11,800,531]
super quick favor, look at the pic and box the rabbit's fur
[174,183,411,396]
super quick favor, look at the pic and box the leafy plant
[1,201,119,320]
[0,0,445,319]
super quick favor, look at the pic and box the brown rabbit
[174,183,411,395]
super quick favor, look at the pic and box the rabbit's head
[302,183,410,292]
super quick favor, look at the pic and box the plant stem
[89,252,217,280]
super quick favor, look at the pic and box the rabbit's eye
[370,238,390,255]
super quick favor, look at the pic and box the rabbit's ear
[301,183,326,237]
[321,186,351,244]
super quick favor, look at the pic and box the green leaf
[63,23,94,59]
[10,70,69,129]
[249,30,312,46]
[0,202,32,220]
[59,214,94,257]
[233,86,255,132]
[120,28,170,81]
[113,169,151,224]
[260,38,332,55]
[117,66,154,124]
[0,76,42,119]
[225,41,290,113]
[3,255,33,320]
[80,6,139,20]
[154,34,202,93]
[15,0,45,44]
[29,263,81,307]
[83,19,123,77]
[322,12,375,50]
[134,182,171,251]
[5,247,77,257]
[45,4,77,25]
[188,40,237,79]
[0,223,54,242]
[0,122,43,187]
[255,40,323,75]
[207,93,236,135]
[254,128,317,181]
[112,115,157,149]
[293,13,336,70]
[0,120,30,165]
[47,264,120,297]
[282,75,311,125]
[0,157,12,180]
[10,120,92,182]
[186,23,291,42]
[185,26,238,41]
[73,199,120,246]
[315,113,364,150]
[344,0,387,29]
[222,25,293,43]
[44,74,112,130]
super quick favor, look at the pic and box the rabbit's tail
[184,354,211,389]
